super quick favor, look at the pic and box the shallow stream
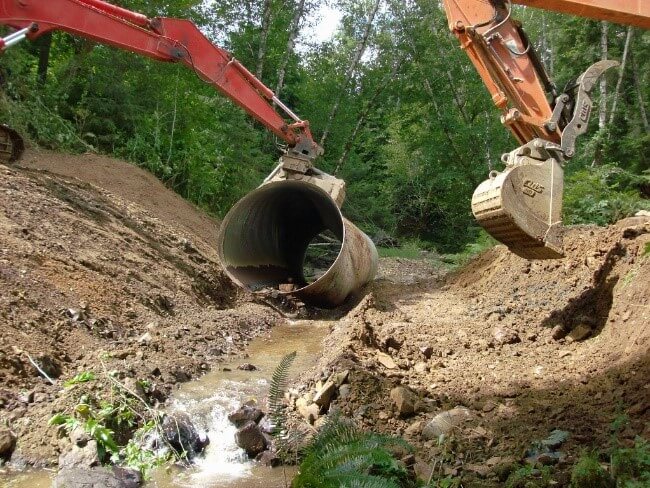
[1,320,329,488]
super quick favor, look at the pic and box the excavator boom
[0,0,321,160]
[441,0,647,259]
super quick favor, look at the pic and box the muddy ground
[0,150,648,486]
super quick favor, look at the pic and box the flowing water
[1,320,329,488]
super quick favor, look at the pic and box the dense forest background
[0,0,648,252]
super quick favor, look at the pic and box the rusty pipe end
[217,180,377,308]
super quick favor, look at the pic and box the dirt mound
[294,221,650,486]
[0,158,278,465]
[17,149,220,248]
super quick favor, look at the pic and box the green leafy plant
[610,437,650,487]
[563,165,650,226]
[292,415,414,488]
[505,464,553,488]
[571,451,614,487]
[63,371,97,388]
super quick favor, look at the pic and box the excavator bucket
[471,158,564,260]
[0,124,24,163]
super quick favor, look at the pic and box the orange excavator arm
[0,0,322,161]
[441,0,648,259]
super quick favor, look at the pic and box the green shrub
[611,437,650,487]
[563,165,650,226]
[570,451,614,487]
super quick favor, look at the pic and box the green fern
[292,415,414,488]
[268,351,298,457]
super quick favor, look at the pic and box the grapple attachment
[0,124,24,163]
[471,143,564,260]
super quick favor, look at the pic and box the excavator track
[0,124,24,163]
[472,158,564,260]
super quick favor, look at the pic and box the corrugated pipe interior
[217,180,378,308]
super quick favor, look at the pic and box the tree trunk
[598,21,608,130]
[275,0,306,97]
[319,0,382,147]
[594,21,608,167]
[608,26,632,126]
[631,51,649,133]
[255,0,272,79]
[37,32,53,86]
[334,58,401,175]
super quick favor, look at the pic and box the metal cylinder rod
[272,96,302,123]
[0,27,30,50]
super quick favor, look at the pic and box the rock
[161,412,209,459]
[401,454,416,466]
[69,426,92,447]
[123,377,146,399]
[482,400,497,412]
[255,450,281,467]
[567,324,592,342]
[558,350,571,358]
[34,354,62,379]
[338,384,351,399]
[541,429,570,449]
[390,386,417,417]
[237,363,257,371]
[58,441,100,469]
[313,380,336,409]
[328,370,349,387]
[413,362,429,373]
[551,324,567,340]
[404,420,423,437]
[296,399,320,424]
[0,429,16,459]
[53,467,141,488]
[492,327,520,346]
[228,405,264,427]
[137,332,152,345]
[413,461,433,481]
[235,421,267,457]
[419,346,434,359]
[465,463,490,477]
[376,352,397,369]
[422,407,473,440]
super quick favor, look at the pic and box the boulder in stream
[228,405,264,427]
[235,421,267,457]
[161,412,209,459]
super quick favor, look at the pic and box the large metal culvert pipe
[217,180,378,308]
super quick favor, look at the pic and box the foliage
[564,165,650,226]
[292,415,414,488]
[610,437,650,487]
[49,372,175,478]
[504,464,553,488]
[570,451,614,488]
[268,351,299,461]
[377,241,422,259]
[1,0,648,250]
[63,371,97,388]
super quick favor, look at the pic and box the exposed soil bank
[0,152,279,466]
[291,220,650,486]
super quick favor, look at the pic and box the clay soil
[0,149,648,486]
[0,150,280,466]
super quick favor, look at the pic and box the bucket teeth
[472,159,564,260]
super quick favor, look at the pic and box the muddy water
[1,320,329,488]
